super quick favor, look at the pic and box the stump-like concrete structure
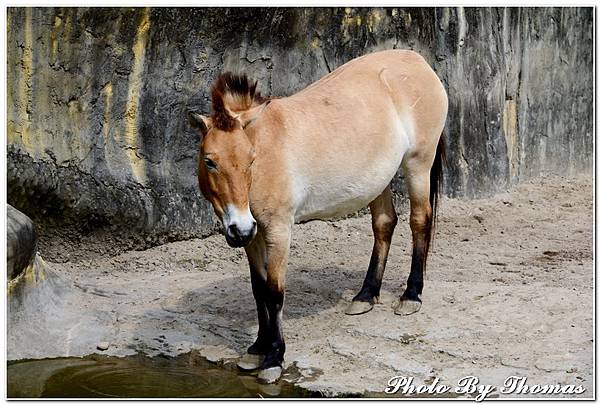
[7,204,37,281]
[7,205,114,360]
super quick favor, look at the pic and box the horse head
[189,73,268,247]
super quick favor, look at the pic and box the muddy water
[7,353,316,398]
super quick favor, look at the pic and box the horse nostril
[228,223,239,236]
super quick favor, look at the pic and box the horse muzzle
[222,204,257,248]
[225,222,257,248]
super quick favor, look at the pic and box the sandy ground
[27,174,593,398]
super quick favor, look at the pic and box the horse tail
[428,135,445,247]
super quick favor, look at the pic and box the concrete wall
[7,7,593,238]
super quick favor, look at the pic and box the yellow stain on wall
[102,82,113,144]
[7,256,47,296]
[50,15,62,59]
[366,10,382,32]
[101,82,122,174]
[503,98,519,180]
[7,6,13,143]
[121,7,151,185]
[63,12,72,40]
[14,8,34,154]
[342,8,362,27]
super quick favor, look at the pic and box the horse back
[249,50,447,222]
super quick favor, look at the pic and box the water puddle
[7,352,316,398]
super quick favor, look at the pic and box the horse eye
[204,158,217,171]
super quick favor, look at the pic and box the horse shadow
[139,262,388,355]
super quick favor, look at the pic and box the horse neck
[243,100,284,148]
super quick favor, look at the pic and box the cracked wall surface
[6,7,593,238]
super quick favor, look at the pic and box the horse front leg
[257,221,291,383]
[238,230,270,371]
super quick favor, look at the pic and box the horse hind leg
[394,173,430,315]
[395,138,443,315]
[346,185,397,315]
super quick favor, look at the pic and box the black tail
[428,136,446,247]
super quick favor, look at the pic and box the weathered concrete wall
[7,7,593,237]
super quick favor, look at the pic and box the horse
[188,49,448,383]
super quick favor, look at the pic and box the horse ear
[188,112,212,135]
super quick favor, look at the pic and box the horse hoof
[237,353,265,371]
[394,299,421,316]
[345,300,374,315]
[257,366,283,384]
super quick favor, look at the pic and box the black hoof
[237,353,264,371]
[394,294,422,315]
[257,366,283,384]
[345,300,374,315]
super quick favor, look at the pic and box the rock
[6,8,592,239]
[97,341,110,351]
[7,212,116,361]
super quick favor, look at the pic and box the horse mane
[211,72,268,131]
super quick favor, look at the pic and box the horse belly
[294,178,389,223]
[292,132,408,223]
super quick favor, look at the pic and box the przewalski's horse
[188,50,447,383]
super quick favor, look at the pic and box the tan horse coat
[243,50,447,225]
[189,49,448,383]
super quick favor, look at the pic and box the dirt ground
[33,174,593,398]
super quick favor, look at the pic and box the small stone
[473,215,484,223]
[442,295,456,304]
[97,341,110,351]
